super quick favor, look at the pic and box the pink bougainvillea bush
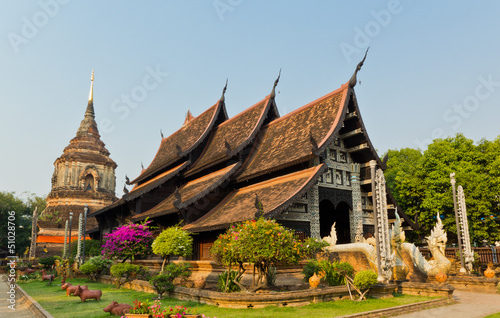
[101,221,153,262]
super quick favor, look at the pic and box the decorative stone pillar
[458,185,474,273]
[350,163,363,242]
[29,207,38,259]
[76,213,83,263]
[309,184,320,239]
[369,160,383,280]
[374,168,393,283]
[63,220,69,259]
[451,173,466,273]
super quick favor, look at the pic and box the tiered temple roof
[131,100,226,184]
[185,165,326,232]
[91,68,417,245]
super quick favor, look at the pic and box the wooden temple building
[38,71,117,255]
[90,61,417,260]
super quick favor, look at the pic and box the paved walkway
[0,276,34,318]
[394,290,500,318]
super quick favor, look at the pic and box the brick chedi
[37,71,117,255]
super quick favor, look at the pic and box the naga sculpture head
[391,213,405,247]
[426,212,447,255]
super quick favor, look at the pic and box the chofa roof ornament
[220,78,228,102]
[270,69,281,99]
[348,47,369,88]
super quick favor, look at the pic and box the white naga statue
[402,212,451,277]
[390,213,409,280]
[323,222,337,246]
[324,212,451,279]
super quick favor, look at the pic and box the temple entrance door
[335,201,351,244]
[319,199,336,239]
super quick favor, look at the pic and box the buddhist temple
[38,71,117,255]
[91,59,417,260]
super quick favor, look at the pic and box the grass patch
[20,278,436,318]
[485,314,500,318]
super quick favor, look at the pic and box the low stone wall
[397,281,455,298]
[171,285,353,308]
[100,275,156,293]
[98,275,395,308]
[447,275,499,294]
[367,283,397,299]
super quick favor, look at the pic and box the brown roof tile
[88,198,126,217]
[132,101,225,184]
[132,162,241,221]
[184,164,326,232]
[186,97,273,175]
[126,161,189,200]
[236,85,349,182]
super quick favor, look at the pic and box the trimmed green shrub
[302,259,354,286]
[79,256,112,281]
[149,262,191,298]
[152,225,193,274]
[353,270,378,290]
[17,272,41,284]
[110,263,149,288]
[70,239,102,258]
[38,256,57,269]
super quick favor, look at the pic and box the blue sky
[1,1,500,199]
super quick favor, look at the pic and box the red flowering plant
[101,220,153,262]
[128,299,153,315]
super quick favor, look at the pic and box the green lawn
[20,278,437,318]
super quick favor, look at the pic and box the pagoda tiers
[38,71,117,255]
[91,62,417,260]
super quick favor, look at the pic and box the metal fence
[419,247,500,265]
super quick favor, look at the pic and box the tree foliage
[152,225,193,274]
[0,191,46,255]
[101,221,153,262]
[211,217,325,292]
[70,239,102,258]
[149,262,191,298]
[385,134,500,244]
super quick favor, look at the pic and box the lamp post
[69,212,74,259]
[81,205,89,263]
